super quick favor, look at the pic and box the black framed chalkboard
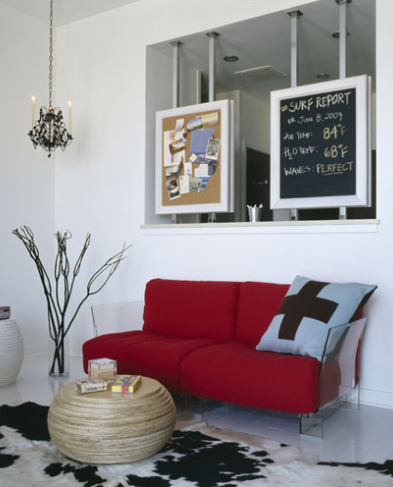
[280,87,356,198]
[271,75,370,210]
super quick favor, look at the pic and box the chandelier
[28,0,72,158]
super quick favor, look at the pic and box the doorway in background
[246,148,273,222]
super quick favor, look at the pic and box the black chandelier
[28,0,72,158]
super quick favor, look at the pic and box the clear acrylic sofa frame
[91,301,144,337]
[299,317,367,437]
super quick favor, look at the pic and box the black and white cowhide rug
[1,402,393,487]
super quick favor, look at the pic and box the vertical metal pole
[196,69,201,104]
[336,0,351,219]
[338,0,348,80]
[207,32,219,102]
[207,32,219,223]
[170,41,182,224]
[289,11,302,88]
[171,41,182,109]
[288,11,302,221]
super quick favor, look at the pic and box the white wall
[49,0,393,409]
[0,5,55,356]
[145,47,201,225]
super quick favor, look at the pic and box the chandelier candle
[31,96,35,130]
[68,101,72,135]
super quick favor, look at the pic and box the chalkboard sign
[271,75,371,210]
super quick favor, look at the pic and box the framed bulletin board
[155,100,234,215]
[270,75,371,210]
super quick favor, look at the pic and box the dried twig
[13,226,131,375]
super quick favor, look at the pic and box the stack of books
[88,358,117,382]
[0,306,10,320]
[111,375,142,394]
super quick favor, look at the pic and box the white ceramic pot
[0,319,24,386]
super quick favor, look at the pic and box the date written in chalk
[286,112,344,125]
[316,162,353,174]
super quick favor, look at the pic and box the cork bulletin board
[155,100,234,215]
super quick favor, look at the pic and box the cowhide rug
[1,402,393,487]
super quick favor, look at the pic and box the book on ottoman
[111,375,142,393]
[75,378,108,394]
[0,306,11,320]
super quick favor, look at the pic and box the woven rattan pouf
[48,377,176,464]
[0,319,23,386]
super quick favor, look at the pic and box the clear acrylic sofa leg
[303,318,366,438]
[299,388,360,438]
[341,384,361,410]
[299,411,324,438]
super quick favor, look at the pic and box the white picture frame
[270,75,371,210]
[155,99,234,215]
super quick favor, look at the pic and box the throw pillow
[256,275,376,361]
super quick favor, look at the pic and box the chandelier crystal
[28,0,72,158]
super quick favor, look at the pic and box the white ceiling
[151,0,375,103]
[0,0,142,26]
[1,0,375,104]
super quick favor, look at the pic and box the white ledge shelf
[141,219,380,235]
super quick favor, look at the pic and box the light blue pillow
[256,276,376,360]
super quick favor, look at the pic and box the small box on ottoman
[88,358,117,382]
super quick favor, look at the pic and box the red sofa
[83,278,361,416]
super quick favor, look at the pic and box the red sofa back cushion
[236,281,289,346]
[143,279,240,340]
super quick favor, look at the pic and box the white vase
[0,319,24,386]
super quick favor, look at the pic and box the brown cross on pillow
[277,281,338,341]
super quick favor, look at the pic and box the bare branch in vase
[12,226,131,376]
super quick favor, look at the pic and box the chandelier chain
[49,0,54,108]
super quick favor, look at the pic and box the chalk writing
[284,165,312,176]
[281,92,351,114]
[323,124,346,139]
[296,131,313,139]
[284,146,318,160]
[316,162,353,175]
[324,144,349,159]
[279,87,357,199]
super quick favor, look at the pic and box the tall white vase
[0,319,24,386]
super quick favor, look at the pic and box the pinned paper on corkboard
[155,100,234,215]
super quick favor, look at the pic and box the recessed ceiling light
[316,73,330,79]
[332,31,350,39]
[223,55,239,62]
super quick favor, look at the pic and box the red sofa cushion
[180,342,332,414]
[82,330,220,392]
[143,279,240,340]
[236,282,289,346]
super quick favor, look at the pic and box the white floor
[1,355,393,465]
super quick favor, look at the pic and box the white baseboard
[24,345,83,360]
[360,387,393,409]
[23,344,46,358]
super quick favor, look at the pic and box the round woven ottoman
[48,377,176,464]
